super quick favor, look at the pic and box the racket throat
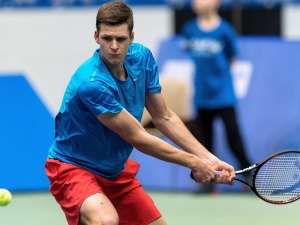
[234,177,253,189]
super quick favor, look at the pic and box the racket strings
[254,152,300,203]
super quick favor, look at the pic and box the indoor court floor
[1,191,300,225]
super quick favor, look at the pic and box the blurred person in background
[45,1,236,225]
[181,0,252,193]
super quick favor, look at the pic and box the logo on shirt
[187,38,223,57]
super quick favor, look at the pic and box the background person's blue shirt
[48,43,161,179]
[182,19,238,109]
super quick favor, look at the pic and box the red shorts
[45,158,161,225]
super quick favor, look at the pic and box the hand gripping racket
[191,149,300,204]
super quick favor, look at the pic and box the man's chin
[108,57,121,64]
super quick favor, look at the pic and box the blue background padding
[2,0,300,7]
[0,75,54,192]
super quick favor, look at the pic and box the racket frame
[235,149,300,204]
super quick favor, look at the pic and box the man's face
[94,23,134,66]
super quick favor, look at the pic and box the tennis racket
[191,149,300,204]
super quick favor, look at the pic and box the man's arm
[145,92,235,180]
[97,107,233,184]
[145,92,212,158]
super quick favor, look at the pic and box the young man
[182,0,251,193]
[45,2,235,225]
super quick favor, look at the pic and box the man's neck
[101,57,127,81]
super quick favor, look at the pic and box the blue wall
[0,75,54,192]
[1,0,299,8]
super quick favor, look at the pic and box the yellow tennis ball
[0,189,12,206]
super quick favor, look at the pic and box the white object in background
[231,60,253,99]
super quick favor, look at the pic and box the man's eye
[117,38,126,42]
[102,37,111,41]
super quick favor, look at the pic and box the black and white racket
[191,149,300,204]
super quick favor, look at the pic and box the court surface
[1,191,300,225]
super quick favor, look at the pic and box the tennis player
[45,2,235,225]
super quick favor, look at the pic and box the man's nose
[111,40,118,50]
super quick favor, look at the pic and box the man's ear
[130,31,134,44]
[94,30,100,44]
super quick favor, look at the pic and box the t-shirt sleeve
[181,21,194,52]
[224,24,238,59]
[146,51,161,94]
[77,80,123,117]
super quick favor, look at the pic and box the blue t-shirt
[48,43,161,179]
[182,19,238,109]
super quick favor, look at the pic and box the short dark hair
[96,2,134,33]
